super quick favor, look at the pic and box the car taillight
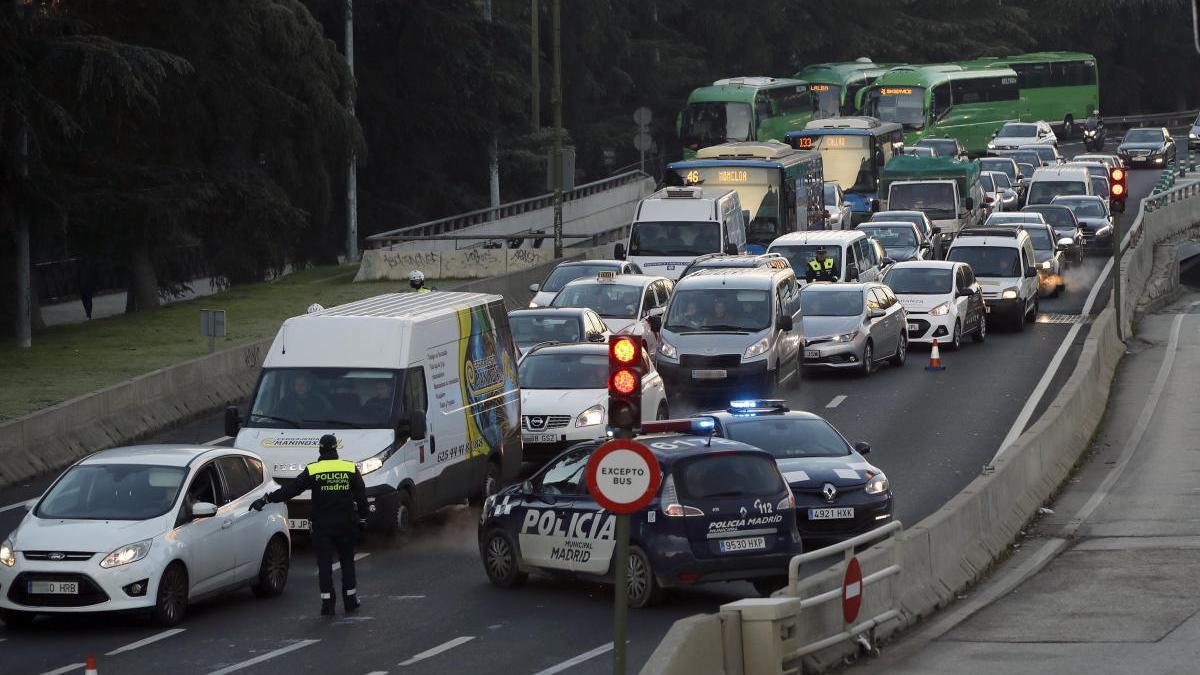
[776,486,796,511]
[663,504,705,517]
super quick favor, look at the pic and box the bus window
[755,96,774,124]
[769,86,814,117]
[680,102,754,148]
[864,86,927,131]
[844,84,867,116]
[932,83,951,119]
[809,84,841,119]
[806,135,873,192]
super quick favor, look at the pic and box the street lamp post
[552,0,563,258]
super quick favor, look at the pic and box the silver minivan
[655,267,803,399]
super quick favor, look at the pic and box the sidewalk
[856,288,1200,674]
[40,278,219,327]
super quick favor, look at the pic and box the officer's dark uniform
[253,434,369,615]
[805,255,839,283]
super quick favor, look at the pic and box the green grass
[0,266,458,422]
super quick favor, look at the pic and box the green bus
[794,59,900,119]
[966,52,1099,135]
[859,64,1021,155]
[678,77,814,158]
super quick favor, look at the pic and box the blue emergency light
[728,399,788,414]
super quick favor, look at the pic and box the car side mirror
[224,406,241,438]
[854,441,872,455]
[528,283,540,293]
[869,308,886,319]
[778,314,794,332]
[614,243,626,260]
[1025,266,1038,278]
[1057,237,1075,250]
[648,315,663,332]
[192,502,218,519]
[881,257,896,267]
[409,409,428,441]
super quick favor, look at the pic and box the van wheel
[385,490,413,538]
[482,461,501,502]
[973,313,987,343]
[889,331,907,366]
[251,536,290,598]
[625,546,664,609]
[655,402,669,420]
[1013,306,1026,332]
[1027,297,1040,322]
[482,529,527,588]
[152,563,188,627]
[946,321,962,351]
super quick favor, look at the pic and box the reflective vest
[307,459,358,493]
[808,258,835,272]
[415,287,431,293]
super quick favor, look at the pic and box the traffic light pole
[1112,210,1122,340]
[612,513,630,675]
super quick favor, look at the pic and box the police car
[694,401,893,542]
[478,425,803,607]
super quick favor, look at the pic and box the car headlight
[528,301,540,308]
[576,404,604,427]
[987,143,996,150]
[1095,225,1113,237]
[100,539,152,569]
[658,339,678,359]
[1002,288,1019,299]
[929,302,950,316]
[865,473,889,495]
[0,539,15,567]
[743,336,771,359]
[357,445,399,475]
[1190,132,1198,140]
[831,330,859,343]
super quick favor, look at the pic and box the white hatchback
[0,446,290,626]
[883,261,988,349]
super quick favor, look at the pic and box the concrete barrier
[354,247,555,282]
[641,177,1200,675]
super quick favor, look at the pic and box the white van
[1026,166,1092,206]
[767,230,890,287]
[946,228,1040,330]
[226,293,522,533]
[616,186,746,280]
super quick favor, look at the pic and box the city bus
[677,77,813,159]
[859,64,1021,155]
[794,58,900,119]
[967,52,1099,135]
[785,117,905,224]
[665,140,826,251]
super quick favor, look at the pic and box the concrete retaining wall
[354,248,555,282]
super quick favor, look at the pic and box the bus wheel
[1063,115,1075,139]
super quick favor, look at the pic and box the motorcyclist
[1083,110,1105,150]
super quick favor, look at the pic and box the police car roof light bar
[728,399,788,413]
[641,417,715,435]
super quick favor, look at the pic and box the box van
[655,267,803,398]
[616,187,746,280]
[945,228,1040,330]
[766,230,889,287]
[225,293,522,533]
[1026,166,1092,206]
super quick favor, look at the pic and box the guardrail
[1105,108,1199,130]
[366,170,650,247]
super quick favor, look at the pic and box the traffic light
[608,336,644,435]
[1109,166,1126,214]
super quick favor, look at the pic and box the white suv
[945,228,1041,331]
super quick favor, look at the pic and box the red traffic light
[610,336,639,364]
[1110,168,1125,182]
[1111,183,1125,197]
[611,368,639,395]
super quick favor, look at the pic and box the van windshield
[888,183,956,219]
[629,221,721,257]
[1027,180,1087,205]
[248,368,401,429]
[770,244,843,276]
[664,289,771,333]
[947,246,1021,278]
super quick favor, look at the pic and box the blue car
[695,400,893,542]
[478,428,803,607]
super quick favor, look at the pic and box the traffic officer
[251,434,369,616]
[409,270,432,293]
[805,247,839,283]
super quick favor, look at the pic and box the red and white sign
[585,439,662,514]
[842,556,863,624]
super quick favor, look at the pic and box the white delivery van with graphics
[226,292,522,534]
[615,186,747,280]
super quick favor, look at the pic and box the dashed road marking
[531,643,615,675]
[106,628,186,655]
[203,436,233,446]
[0,499,34,513]
[826,395,847,408]
[399,636,475,666]
[205,639,320,675]
[39,665,84,675]
[332,552,371,571]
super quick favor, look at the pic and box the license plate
[287,518,311,530]
[907,323,920,333]
[984,306,992,313]
[808,507,854,520]
[691,369,727,380]
[804,350,821,359]
[719,536,766,553]
[30,581,77,595]
[522,433,559,444]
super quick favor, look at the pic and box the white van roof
[769,230,867,247]
[951,228,1031,250]
[636,187,736,222]
[1031,166,1089,181]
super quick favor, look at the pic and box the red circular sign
[842,556,863,624]
[585,439,662,514]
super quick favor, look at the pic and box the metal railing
[1104,109,1199,130]
[785,520,903,661]
[366,170,650,248]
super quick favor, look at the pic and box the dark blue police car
[478,427,803,607]
[695,400,893,542]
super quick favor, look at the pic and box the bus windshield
[863,87,926,130]
[888,183,957,219]
[629,221,721,257]
[681,101,754,148]
[667,166,782,247]
[810,84,842,118]
[805,134,872,190]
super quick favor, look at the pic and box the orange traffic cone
[926,339,946,371]
[85,656,98,675]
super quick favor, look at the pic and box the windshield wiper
[699,324,751,332]
[303,419,364,429]
[249,414,301,428]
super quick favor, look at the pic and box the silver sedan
[799,283,908,376]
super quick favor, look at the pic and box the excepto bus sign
[586,439,662,514]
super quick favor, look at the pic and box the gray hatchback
[800,283,907,376]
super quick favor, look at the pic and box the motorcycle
[1082,118,1106,152]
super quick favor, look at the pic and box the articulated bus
[967,52,1099,135]
[678,77,813,159]
[786,117,905,225]
[794,59,900,119]
[859,64,1021,155]
[665,141,826,251]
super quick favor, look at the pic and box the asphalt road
[0,141,1165,675]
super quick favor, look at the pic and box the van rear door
[670,452,794,559]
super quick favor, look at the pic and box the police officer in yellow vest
[409,270,432,292]
[805,247,839,283]
[252,434,369,616]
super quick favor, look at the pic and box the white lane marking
[825,395,847,408]
[203,436,232,446]
[332,552,370,571]
[365,672,389,675]
[105,628,186,655]
[531,643,615,675]
[0,499,34,513]
[39,665,85,675]
[398,636,475,667]
[390,595,426,600]
[205,639,320,675]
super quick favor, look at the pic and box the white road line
[0,499,34,513]
[365,672,389,675]
[531,643,615,675]
[398,636,475,667]
[332,552,370,571]
[203,435,233,446]
[204,639,320,675]
[39,665,85,675]
[825,395,847,409]
[105,628,186,656]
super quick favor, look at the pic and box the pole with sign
[633,107,652,175]
[199,309,226,354]
[586,438,661,675]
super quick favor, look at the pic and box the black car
[678,252,791,279]
[1048,196,1114,255]
[1117,127,1177,168]
[478,427,803,606]
[694,401,893,543]
[1022,204,1085,262]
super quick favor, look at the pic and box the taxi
[549,271,671,356]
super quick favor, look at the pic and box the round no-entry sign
[586,439,662,514]
[843,556,863,624]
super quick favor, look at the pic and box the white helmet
[409,270,425,283]
[306,303,324,314]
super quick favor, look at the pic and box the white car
[528,259,642,308]
[883,261,987,349]
[550,272,672,355]
[988,120,1057,152]
[517,343,668,462]
[0,446,290,626]
[980,171,1010,213]
[823,181,852,230]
